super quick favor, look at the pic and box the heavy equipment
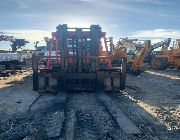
[32,24,126,93]
[0,32,31,70]
[150,38,180,70]
[113,38,151,75]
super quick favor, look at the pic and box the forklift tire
[150,57,168,70]
[33,72,38,91]
[120,58,126,90]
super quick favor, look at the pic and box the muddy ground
[0,69,179,140]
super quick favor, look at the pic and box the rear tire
[150,57,168,70]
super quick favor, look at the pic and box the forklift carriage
[32,24,126,93]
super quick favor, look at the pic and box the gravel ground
[0,69,179,139]
[125,69,180,139]
[0,70,39,120]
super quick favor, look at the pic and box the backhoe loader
[150,39,180,70]
[113,38,151,75]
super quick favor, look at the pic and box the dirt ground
[0,69,179,140]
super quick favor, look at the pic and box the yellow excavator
[112,38,152,75]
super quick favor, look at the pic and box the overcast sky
[0,0,180,50]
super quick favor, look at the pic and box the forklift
[32,24,126,93]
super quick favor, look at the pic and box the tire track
[110,92,166,140]
[64,92,131,140]
[0,93,67,140]
[97,92,141,135]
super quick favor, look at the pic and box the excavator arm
[131,40,151,74]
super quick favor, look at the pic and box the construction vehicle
[171,40,180,69]
[0,32,30,70]
[150,38,180,70]
[32,24,126,93]
[0,51,32,70]
[113,38,151,75]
